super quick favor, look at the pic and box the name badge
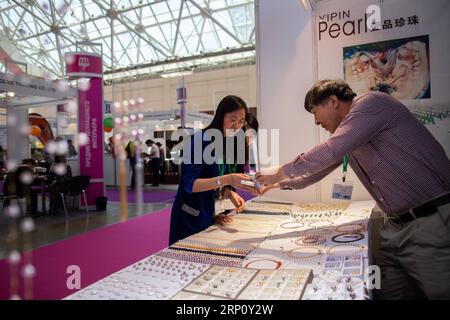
[332,179,354,200]
[182,203,200,217]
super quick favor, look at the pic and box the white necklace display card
[65,256,210,300]
[181,265,257,299]
[176,266,313,300]
[64,200,375,300]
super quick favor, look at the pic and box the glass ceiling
[0,0,255,82]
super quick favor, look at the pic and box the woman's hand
[224,189,245,212]
[225,173,258,193]
[214,214,233,225]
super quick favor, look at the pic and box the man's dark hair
[304,80,356,112]
[155,142,162,147]
[54,155,67,163]
[145,139,154,145]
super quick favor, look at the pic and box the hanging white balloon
[56,140,69,155]
[7,113,18,126]
[78,78,91,91]
[8,251,21,265]
[65,54,75,65]
[67,100,78,114]
[4,204,21,219]
[53,163,67,176]
[6,159,18,171]
[19,171,34,185]
[20,218,35,233]
[22,264,36,278]
[78,132,89,146]
[46,140,58,155]
[56,80,69,93]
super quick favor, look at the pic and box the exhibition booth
[0,0,449,301]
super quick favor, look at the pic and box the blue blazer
[169,131,219,245]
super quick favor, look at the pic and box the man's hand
[214,214,233,225]
[256,166,288,186]
[257,183,280,195]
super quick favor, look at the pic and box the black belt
[390,193,450,225]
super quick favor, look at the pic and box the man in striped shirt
[257,80,450,299]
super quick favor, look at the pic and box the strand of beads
[326,244,365,256]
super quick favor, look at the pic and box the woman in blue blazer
[169,95,254,245]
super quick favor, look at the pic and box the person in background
[106,136,115,155]
[169,95,256,245]
[48,155,73,215]
[156,142,165,182]
[170,136,184,174]
[125,140,137,189]
[256,79,450,299]
[67,139,77,157]
[144,139,160,187]
[48,155,72,185]
[3,159,36,215]
[0,146,6,172]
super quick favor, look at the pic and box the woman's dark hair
[304,80,356,112]
[203,95,248,165]
[205,95,248,133]
[246,113,259,132]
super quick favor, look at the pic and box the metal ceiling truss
[0,0,255,81]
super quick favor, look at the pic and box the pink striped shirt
[281,92,450,215]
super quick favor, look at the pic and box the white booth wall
[256,0,450,204]
[256,0,322,203]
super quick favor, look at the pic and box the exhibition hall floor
[0,185,177,260]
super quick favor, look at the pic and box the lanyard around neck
[218,163,238,176]
[342,154,349,182]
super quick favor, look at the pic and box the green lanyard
[218,163,238,176]
[342,154,349,183]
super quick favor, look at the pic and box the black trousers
[150,158,160,185]
[129,159,136,188]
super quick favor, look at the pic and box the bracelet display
[295,234,327,246]
[335,223,365,234]
[244,259,282,270]
[308,220,334,228]
[331,233,365,243]
[326,244,365,256]
[280,221,305,229]
[286,246,323,260]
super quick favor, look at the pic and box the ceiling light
[160,70,193,78]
